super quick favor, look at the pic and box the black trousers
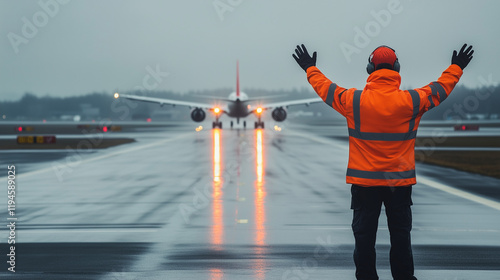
[351,184,416,280]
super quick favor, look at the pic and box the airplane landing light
[256,107,263,114]
[214,107,221,114]
[114,93,120,99]
[195,126,203,132]
[274,125,282,131]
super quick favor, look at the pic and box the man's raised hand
[452,44,474,70]
[293,44,317,72]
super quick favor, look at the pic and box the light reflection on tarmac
[0,123,499,279]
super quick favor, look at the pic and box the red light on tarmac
[454,124,479,131]
[146,118,152,122]
[17,126,23,132]
[102,126,108,132]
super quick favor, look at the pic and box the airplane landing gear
[230,121,234,129]
[213,121,222,129]
[255,121,264,129]
[243,121,246,129]
[255,114,264,129]
[213,113,222,129]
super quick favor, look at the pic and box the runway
[1,123,499,279]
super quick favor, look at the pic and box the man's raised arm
[414,44,474,113]
[293,44,348,117]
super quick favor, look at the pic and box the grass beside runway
[416,150,500,179]
[0,137,135,150]
[415,136,500,179]
[415,136,500,148]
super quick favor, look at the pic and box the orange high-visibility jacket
[307,64,463,186]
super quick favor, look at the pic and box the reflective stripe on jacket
[307,64,463,186]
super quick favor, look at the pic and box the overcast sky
[1,0,499,101]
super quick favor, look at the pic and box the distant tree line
[0,85,498,121]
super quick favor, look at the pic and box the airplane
[113,61,323,129]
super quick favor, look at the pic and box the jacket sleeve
[413,64,463,113]
[306,66,348,117]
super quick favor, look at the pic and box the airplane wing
[114,93,216,110]
[254,97,324,112]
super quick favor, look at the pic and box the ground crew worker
[293,43,474,280]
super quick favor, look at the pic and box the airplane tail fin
[236,61,240,99]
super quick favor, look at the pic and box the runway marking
[0,131,194,181]
[289,128,500,212]
[0,149,96,153]
[418,177,500,212]
[415,147,500,151]
[16,229,159,234]
[413,227,500,233]
[305,226,500,233]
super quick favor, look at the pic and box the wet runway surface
[1,124,500,279]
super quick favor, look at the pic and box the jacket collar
[365,69,401,89]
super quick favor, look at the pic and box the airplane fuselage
[225,99,251,118]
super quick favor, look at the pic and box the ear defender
[393,59,400,72]
[366,45,400,74]
[366,59,375,75]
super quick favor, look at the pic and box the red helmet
[366,45,400,74]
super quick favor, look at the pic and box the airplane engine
[271,107,287,122]
[191,108,206,122]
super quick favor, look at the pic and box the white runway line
[418,177,500,212]
[13,229,159,234]
[289,128,500,212]
[412,227,500,233]
[0,149,96,153]
[415,147,500,151]
[305,226,500,233]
